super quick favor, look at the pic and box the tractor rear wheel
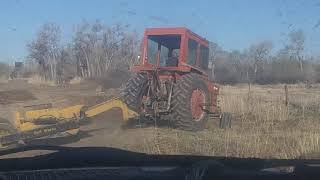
[120,73,148,112]
[171,73,210,131]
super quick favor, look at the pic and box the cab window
[147,38,158,65]
[187,39,198,65]
[200,45,209,70]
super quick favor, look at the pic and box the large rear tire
[120,73,148,112]
[171,73,210,131]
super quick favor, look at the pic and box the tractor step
[208,112,232,129]
[208,112,221,119]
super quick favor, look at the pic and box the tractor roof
[145,27,209,45]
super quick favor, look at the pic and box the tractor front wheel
[171,73,210,131]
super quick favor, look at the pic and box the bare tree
[288,29,305,72]
[55,46,77,83]
[208,41,220,80]
[72,21,139,78]
[27,23,61,80]
[249,41,273,82]
[117,31,139,70]
[73,21,96,77]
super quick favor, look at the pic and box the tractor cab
[134,27,210,75]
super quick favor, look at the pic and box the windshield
[0,0,319,162]
[147,35,181,66]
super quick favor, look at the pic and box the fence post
[284,84,289,106]
[247,82,251,101]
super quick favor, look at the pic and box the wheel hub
[191,89,205,121]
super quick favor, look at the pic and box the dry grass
[131,84,320,159]
[27,75,56,86]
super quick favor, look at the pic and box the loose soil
[0,80,319,160]
[0,90,36,104]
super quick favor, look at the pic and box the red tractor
[121,27,230,131]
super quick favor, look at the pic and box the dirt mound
[0,90,36,104]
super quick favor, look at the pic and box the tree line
[26,21,139,83]
[0,21,319,85]
[211,29,320,84]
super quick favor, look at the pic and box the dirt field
[0,79,319,159]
